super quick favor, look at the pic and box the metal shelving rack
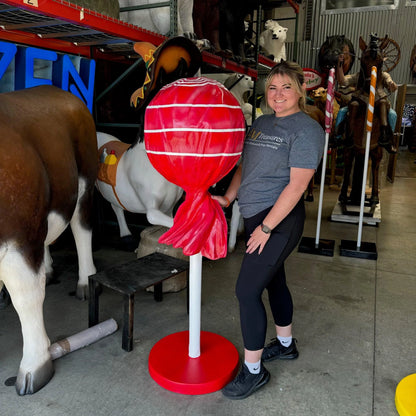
[0,0,258,77]
[0,0,302,133]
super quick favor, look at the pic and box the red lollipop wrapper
[144,77,246,259]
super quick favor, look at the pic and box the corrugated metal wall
[285,1,416,85]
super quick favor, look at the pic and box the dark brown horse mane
[356,34,391,94]
[318,35,356,74]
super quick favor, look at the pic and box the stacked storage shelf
[0,0,258,77]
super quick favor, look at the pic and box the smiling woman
[264,61,307,118]
[212,61,325,400]
[266,74,305,117]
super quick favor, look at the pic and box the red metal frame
[258,54,276,68]
[202,51,258,79]
[286,0,299,14]
[0,0,261,78]
[0,25,93,56]
[0,0,167,54]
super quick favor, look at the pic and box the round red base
[148,331,239,395]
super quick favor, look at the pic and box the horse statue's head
[358,33,389,88]
[368,33,379,60]
[318,35,355,75]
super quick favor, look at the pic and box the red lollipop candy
[144,77,245,259]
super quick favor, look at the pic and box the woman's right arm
[212,164,242,208]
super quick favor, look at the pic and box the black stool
[88,252,189,352]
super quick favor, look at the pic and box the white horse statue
[96,132,183,249]
[119,0,195,37]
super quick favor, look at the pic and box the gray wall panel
[283,1,415,85]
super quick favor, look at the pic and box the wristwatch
[261,223,272,234]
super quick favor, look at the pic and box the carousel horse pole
[340,66,378,260]
[298,68,336,256]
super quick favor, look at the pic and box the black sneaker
[262,338,299,362]
[222,363,270,400]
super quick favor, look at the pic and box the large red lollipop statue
[145,77,245,394]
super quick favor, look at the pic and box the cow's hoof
[15,358,54,395]
[76,283,88,300]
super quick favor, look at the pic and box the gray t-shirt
[237,111,325,218]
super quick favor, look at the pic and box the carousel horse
[339,34,392,205]
[0,85,97,395]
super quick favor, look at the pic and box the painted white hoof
[15,358,54,395]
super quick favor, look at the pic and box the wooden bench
[88,252,189,352]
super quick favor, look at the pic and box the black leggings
[235,199,305,351]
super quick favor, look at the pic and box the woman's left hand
[211,194,229,208]
[246,225,270,254]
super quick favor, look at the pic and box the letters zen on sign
[0,41,95,112]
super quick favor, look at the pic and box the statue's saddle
[97,140,130,187]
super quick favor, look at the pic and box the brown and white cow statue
[0,85,98,395]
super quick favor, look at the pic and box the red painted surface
[148,331,239,395]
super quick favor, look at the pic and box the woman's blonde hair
[264,60,306,112]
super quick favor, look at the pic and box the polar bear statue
[259,19,288,63]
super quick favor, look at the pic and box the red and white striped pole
[357,66,377,248]
[314,68,335,247]
[324,68,336,134]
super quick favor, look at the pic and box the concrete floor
[1,148,415,416]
